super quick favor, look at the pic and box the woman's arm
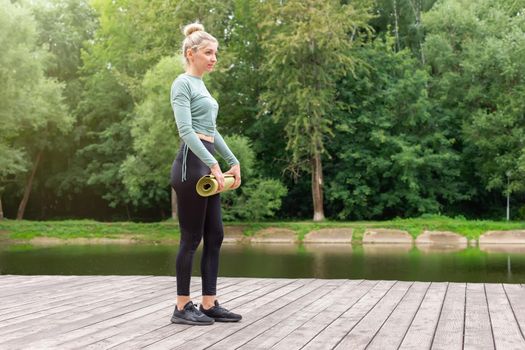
[214,130,239,167]
[215,130,241,189]
[171,78,218,168]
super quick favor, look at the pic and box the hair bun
[183,22,205,37]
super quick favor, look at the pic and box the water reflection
[416,243,468,253]
[362,243,412,255]
[303,244,353,278]
[1,242,525,283]
[479,243,525,254]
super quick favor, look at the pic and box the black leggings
[171,140,224,296]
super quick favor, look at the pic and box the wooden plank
[333,281,413,349]
[0,278,210,347]
[0,275,81,298]
[0,284,180,345]
[0,275,64,289]
[0,275,111,293]
[0,276,215,341]
[0,276,152,317]
[206,280,345,349]
[0,276,105,310]
[284,280,390,350]
[239,280,362,349]
[504,284,525,338]
[366,282,430,350]
[103,278,294,350]
[0,279,201,349]
[0,274,72,285]
[398,282,448,350]
[0,277,141,327]
[0,276,518,350]
[57,277,258,349]
[144,279,314,349]
[108,278,294,350]
[485,283,525,349]
[81,278,266,349]
[464,283,494,350]
[0,275,148,310]
[0,276,172,330]
[431,283,466,350]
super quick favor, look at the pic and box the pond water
[1,243,524,283]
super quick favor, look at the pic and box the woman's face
[187,40,218,74]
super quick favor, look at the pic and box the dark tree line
[1,0,524,221]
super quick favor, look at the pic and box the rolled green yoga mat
[196,174,236,197]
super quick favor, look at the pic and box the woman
[170,22,242,326]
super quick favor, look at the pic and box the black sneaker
[171,301,214,325]
[199,300,242,322]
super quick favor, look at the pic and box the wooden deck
[0,276,524,349]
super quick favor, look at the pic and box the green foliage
[0,219,180,240]
[69,0,235,209]
[218,135,287,221]
[0,0,71,193]
[326,37,466,219]
[70,0,140,207]
[121,56,183,206]
[258,0,373,167]
[423,0,525,198]
[2,0,525,221]
[518,205,525,221]
[206,0,264,134]
[217,134,255,177]
[370,0,438,57]
[30,0,97,102]
[231,179,288,221]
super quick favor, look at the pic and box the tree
[205,0,265,134]
[30,0,97,105]
[218,135,288,221]
[258,0,373,221]
[423,0,525,217]
[326,37,466,219]
[18,0,98,219]
[370,0,438,61]
[121,56,183,218]
[73,0,235,214]
[0,146,26,220]
[0,0,71,219]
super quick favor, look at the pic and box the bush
[518,205,525,220]
[219,135,287,221]
[234,179,288,221]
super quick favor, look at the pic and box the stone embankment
[224,227,525,246]
[250,228,297,243]
[362,229,412,243]
[13,227,525,246]
[303,228,353,243]
[478,230,525,253]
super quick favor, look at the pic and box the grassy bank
[241,216,525,241]
[0,215,524,243]
[0,220,181,242]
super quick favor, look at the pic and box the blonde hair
[182,22,218,65]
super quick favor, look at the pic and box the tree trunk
[125,204,131,220]
[409,0,425,64]
[17,149,43,220]
[311,151,325,221]
[0,195,4,220]
[171,188,178,220]
[393,0,400,52]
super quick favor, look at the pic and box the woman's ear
[186,49,193,62]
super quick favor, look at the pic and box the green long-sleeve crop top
[170,73,239,180]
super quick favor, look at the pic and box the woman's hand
[224,164,241,190]
[210,163,224,191]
